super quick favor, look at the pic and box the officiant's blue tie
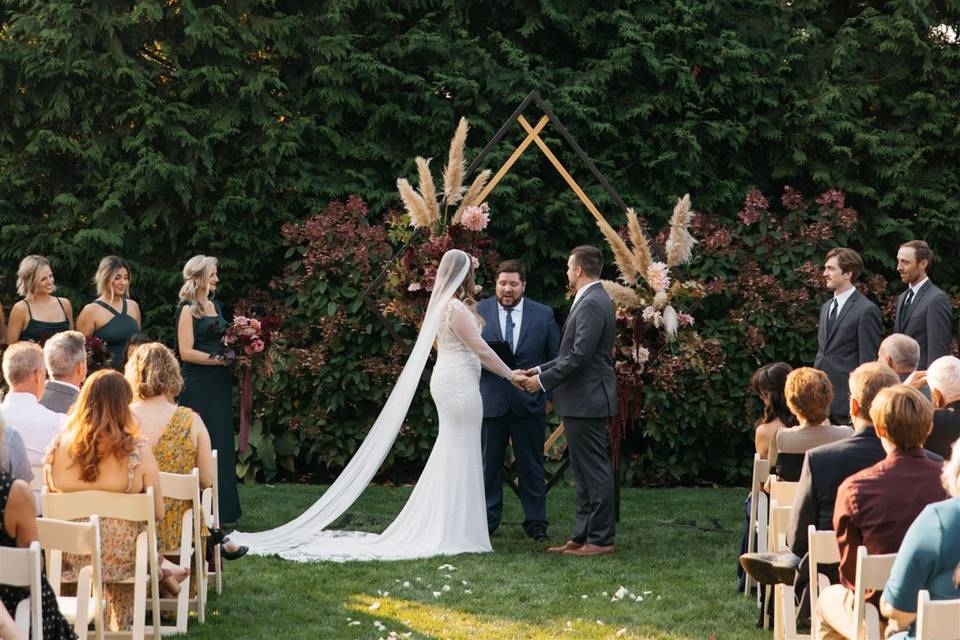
[505,308,515,352]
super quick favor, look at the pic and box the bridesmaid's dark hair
[751,362,797,427]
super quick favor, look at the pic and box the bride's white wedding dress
[232,256,515,562]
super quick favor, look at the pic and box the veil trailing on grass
[232,250,472,555]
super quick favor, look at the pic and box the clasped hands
[510,368,542,394]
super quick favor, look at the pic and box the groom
[520,245,618,557]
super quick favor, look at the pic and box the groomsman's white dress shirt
[1,391,66,467]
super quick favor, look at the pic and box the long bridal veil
[231,249,472,555]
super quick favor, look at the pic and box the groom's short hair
[495,259,526,282]
[570,245,603,278]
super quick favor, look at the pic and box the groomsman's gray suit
[813,290,882,423]
[539,281,617,546]
[40,380,79,414]
[893,280,954,370]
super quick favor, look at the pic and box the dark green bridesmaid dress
[176,300,241,524]
[91,298,140,369]
[19,298,70,342]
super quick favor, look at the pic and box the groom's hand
[510,370,528,389]
[522,367,539,377]
[522,374,542,394]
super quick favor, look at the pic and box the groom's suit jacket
[893,279,953,370]
[539,282,617,418]
[813,289,882,420]
[478,297,560,418]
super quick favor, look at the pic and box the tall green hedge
[1,1,958,482]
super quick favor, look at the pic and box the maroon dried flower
[781,186,806,211]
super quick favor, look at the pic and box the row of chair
[1,451,226,639]
[746,453,960,640]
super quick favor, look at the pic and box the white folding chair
[0,541,43,640]
[203,450,223,596]
[42,487,162,640]
[916,589,960,640]
[853,546,897,640]
[37,516,105,640]
[767,495,795,636]
[157,469,205,632]
[769,476,799,512]
[745,454,770,598]
[807,526,841,640]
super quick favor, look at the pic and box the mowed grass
[185,484,767,639]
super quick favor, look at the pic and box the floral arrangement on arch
[383,118,499,324]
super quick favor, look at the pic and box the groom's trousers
[481,411,548,535]
[563,416,616,546]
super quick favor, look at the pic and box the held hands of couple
[510,368,543,394]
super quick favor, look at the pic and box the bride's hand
[510,370,528,388]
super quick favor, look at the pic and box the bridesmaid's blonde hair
[93,256,132,300]
[178,255,218,319]
[16,255,52,298]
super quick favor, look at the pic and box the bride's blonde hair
[178,255,218,319]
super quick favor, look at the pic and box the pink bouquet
[221,314,278,452]
[223,315,269,356]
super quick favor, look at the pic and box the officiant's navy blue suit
[478,296,560,536]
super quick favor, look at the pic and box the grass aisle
[188,484,767,639]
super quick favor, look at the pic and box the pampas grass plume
[415,157,440,226]
[453,169,491,225]
[602,280,642,309]
[662,304,679,340]
[665,193,697,267]
[626,208,653,275]
[596,216,639,284]
[443,117,469,205]
[397,177,432,228]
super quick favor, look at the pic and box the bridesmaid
[76,256,142,369]
[175,255,241,524]
[5,255,73,345]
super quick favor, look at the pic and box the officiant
[479,260,560,542]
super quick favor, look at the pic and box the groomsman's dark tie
[505,308,515,352]
[826,298,839,335]
[902,288,915,314]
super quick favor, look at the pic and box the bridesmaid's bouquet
[221,315,278,452]
[85,336,113,372]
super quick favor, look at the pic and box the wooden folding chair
[0,541,43,640]
[807,526,841,640]
[41,487,162,640]
[37,515,105,640]
[745,453,770,598]
[853,546,897,640]
[916,589,960,640]
[157,469,205,632]
[203,450,223,597]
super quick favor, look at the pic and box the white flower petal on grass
[369,601,381,611]
[616,629,628,637]
[442,585,451,592]
[402,581,411,588]
[596,619,605,626]
[581,594,589,599]
[348,620,361,626]
[461,580,469,586]
[642,590,653,595]
[464,589,472,594]
[437,564,457,571]
[601,591,608,597]
[432,591,442,597]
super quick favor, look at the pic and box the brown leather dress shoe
[563,543,614,557]
[547,540,583,554]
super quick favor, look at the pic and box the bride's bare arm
[448,301,514,379]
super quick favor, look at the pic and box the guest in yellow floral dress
[44,370,187,631]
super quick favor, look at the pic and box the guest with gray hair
[39,330,88,414]
[877,333,930,399]
[0,342,64,468]
[922,355,960,460]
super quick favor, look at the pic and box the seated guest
[0,342,64,466]
[0,411,32,483]
[769,368,853,481]
[126,343,246,566]
[39,331,88,414]
[752,362,798,459]
[0,422,77,639]
[44,370,186,631]
[4,255,73,345]
[923,355,960,460]
[881,438,960,639]
[816,385,948,640]
[878,333,929,397]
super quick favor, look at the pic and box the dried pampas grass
[665,193,696,267]
[596,216,639,284]
[452,169,491,225]
[397,178,432,228]
[602,280,642,309]
[415,157,440,226]
[626,208,653,275]
[443,117,469,206]
[662,305,679,340]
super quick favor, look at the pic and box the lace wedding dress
[232,250,514,562]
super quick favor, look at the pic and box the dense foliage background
[1,0,958,483]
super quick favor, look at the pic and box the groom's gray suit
[539,281,617,546]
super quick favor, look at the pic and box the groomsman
[814,247,882,425]
[478,260,560,541]
[894,240,953,370]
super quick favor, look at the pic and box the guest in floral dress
[44,370,186,631]
[0,422,76,640]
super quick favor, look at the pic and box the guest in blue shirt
[882,438,960,639]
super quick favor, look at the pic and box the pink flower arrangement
[460,202,490,231]
[678,313,695,327]
[224,315,269,355]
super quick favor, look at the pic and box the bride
[232,249,523,561]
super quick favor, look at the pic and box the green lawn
[185,484,767,639]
